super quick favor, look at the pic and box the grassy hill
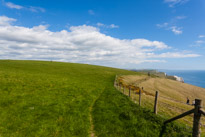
[118,74,205,134]
[0,60,191,136]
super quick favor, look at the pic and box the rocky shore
[174,75,184,83]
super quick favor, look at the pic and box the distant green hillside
[0,60,191,137]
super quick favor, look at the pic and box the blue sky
[0,0,205,70]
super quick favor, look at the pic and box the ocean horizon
[162,70,205,89]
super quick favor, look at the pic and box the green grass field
[0,60,191,136]
[118,74,205,135]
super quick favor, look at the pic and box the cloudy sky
[0,0,205,70]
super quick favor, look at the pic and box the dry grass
[119,75,149,85]
[117,74,205,134]
[139,77,205,105]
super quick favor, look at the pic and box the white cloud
[110,24,119,28]
[157,23,183,35]
[0,16,200,67]
[97,22,119,29]
[128,59,166,64]
[164,0,189,7]
[88,10,95,15]
[195,40,205,44]
[5,2,23,9]
[96,23,104,27]
[0,16,16,26]
[170,26,182,35]
[156,22,168,28]
[199,35,205,38]
[29,6,45,13]
[146,52,200,58]
[157,15,185,35]
[3,1,45,12]
[190,40,205,47]
[175,16,186,20]
[130,39,169,49]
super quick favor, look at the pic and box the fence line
[114,75,158,111]
[139,89,141,107]
[114,75,205,137]
[154,91,159,114]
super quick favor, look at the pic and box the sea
[161,70,205,89]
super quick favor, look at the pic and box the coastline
[162,70,205,89]
[173,75,184,83]
[131,69,205,89]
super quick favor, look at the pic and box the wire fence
[114,75,205,137]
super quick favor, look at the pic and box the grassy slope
[92,87,191,137]
[0,60,191,136]
[120,74,205,135]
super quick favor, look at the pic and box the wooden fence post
[161,98,204,137]
[129,87,131,97]
[154,91,159,114]
[193,99,202,137]
[139,89,141,106]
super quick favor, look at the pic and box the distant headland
[131,69,184,83]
